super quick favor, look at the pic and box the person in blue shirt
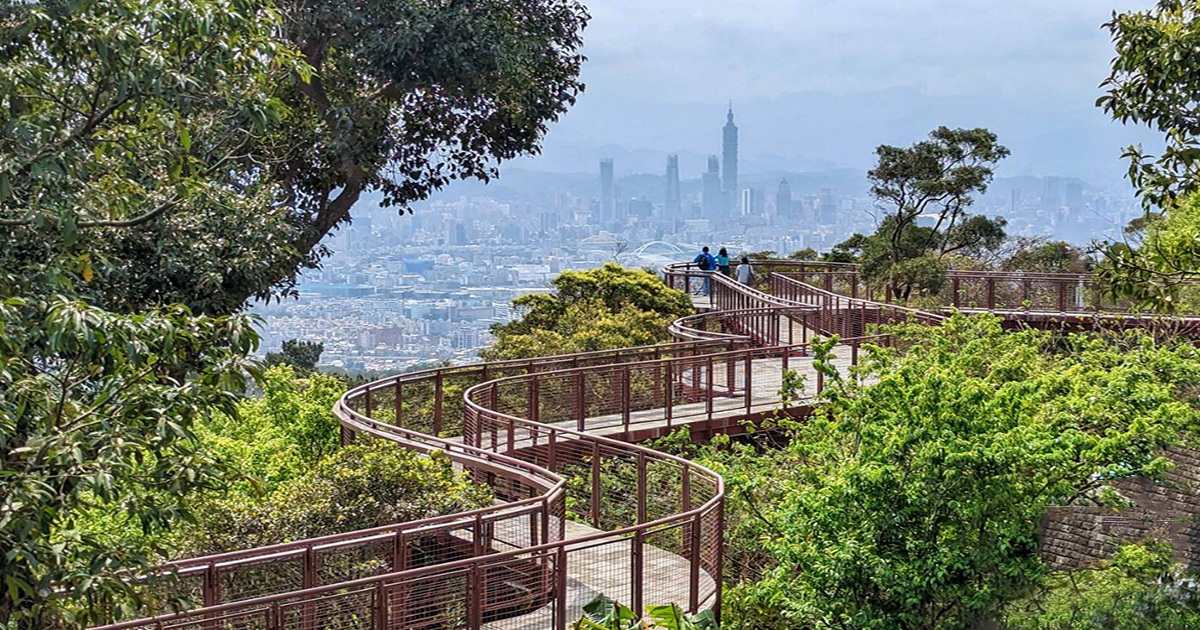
[693,246,716,295]
[716,247,731,277]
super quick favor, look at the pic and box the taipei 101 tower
[722,103,739,216]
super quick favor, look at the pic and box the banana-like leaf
[575,594,639,630]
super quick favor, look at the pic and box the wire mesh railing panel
[218,555,306,604]
[641,523,694,612]
[479,552,557,627]
[564,538,632,618]
[385,569,470,630]
[315,539,394,587]
[644,460,685,526]
[163,607,271,630]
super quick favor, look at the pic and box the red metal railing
[769,273,944,338]
[87,260,952,630]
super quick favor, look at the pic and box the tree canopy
[833,127,1009,300]
[1096,1,1200,308]
[482,264,693,360]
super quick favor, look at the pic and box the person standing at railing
[736,256,754,285]
[693,246,716,295]
[716,247,731,277]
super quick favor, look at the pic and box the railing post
[951,276,960,307]
[301,547,315,630]
[714,502,725,627]
[689,512,702,614]
[576,371,586,432]
[665,361,674,428]
[556,547,569,630]
[987,276,996,310]
[744,352,752,414]
[394,378,403,428]
[591,441,602,528]
[373,581,388,630]
[530,377,540,425]
[705,356,714,419]
[632,530,645,616]
[622,366,632,435]
[468,564,482,630]
[1057,280,1067,312]
[364,385,373,419]
[433,373,444,436]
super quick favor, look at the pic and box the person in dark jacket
[693,246,716,295]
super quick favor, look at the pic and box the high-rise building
[665,155,681,217]
[702,155,723,219]
[738,188,759,217]
[1042,176,1063,211]
[722,104,739,215]
[1065,181,1084,212]
[818,188,838,225]
[599,158,614,223]
[776,179,793,219]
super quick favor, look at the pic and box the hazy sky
[516,0,1161,185]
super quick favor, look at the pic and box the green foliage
[1096,3,1200,306]
[0,0,589,312]
[840,126,1009,300]
[483,264,693,360]
[0,0,303,315]
[1098,190,1200,312]
[1004,541,1200,630]
[693,316,1200,630]
[571,595,718,630]
[786,249,819,261]
[0,297,259,628]
[180,441,491,555]
[197,366,344,494]
[264,339,324,375]
[1099,1,1200,211]
[1002,238,1092,273]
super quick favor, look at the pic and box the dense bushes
[482,263,693,360]
[180,441,491,555]
[676,315,1200,630]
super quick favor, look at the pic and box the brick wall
[1040,445,1200,571]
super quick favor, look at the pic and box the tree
[1099,0,1200,212]
[482,264,693,360]
[1098,191,1200,311]
[1096,2,1200,306]
[701,316,1200,630]
[0,0,589,314]
[264,339,325,374]
[847,127,1009,299]
[1000,238,1091,273]
[0,297,259,628]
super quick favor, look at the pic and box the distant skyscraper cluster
[592,102,853,229]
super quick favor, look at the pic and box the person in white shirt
[736,256,754,285]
